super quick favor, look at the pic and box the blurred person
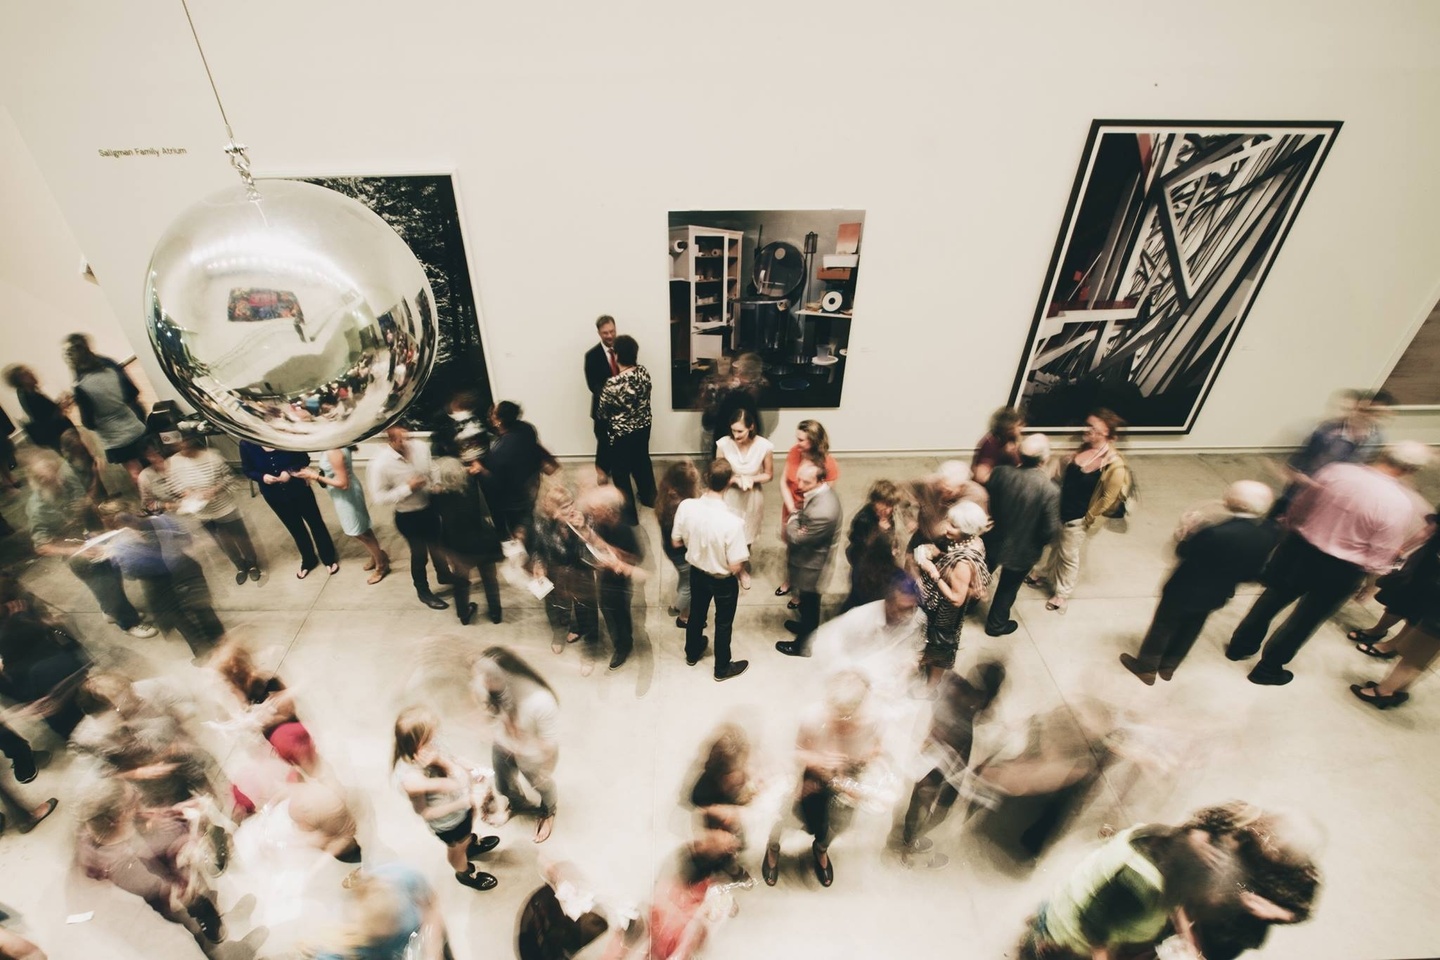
[369,426,453,609]
[94,499,226,658]
[392,706,502,891]
[1345,504,1440,654]
[761,669,882,888]
[1271,388,1393,519]
[646,831,747,960]
[687,723,756,875]
[239,439,339,579]
[840,479,906,612]
[58,428,105,500]
[298,446,389,584]
[283,779,362,863]
[596,334,656,525]
[1016,809,1244,960]
[63,334,147,486]
[1176,802,1323,959]
[22,450,154,637]
[578,486,643,671]
[0,926,45,960]
[1350,618,1440,711]
[914,501,992,691]
[476,400,549,542]
[307,862,451,960]
[74,779,226,947]
[971,406,1024,485]
[698,352,766,459]
[475,646,561,843]
[983,434,1060,636]
[0,603,90,741]
[776,420,841,598]
[715,406,773,590]
[1227,442,1432,685]
[908,460,988,549]
[530,484,599,655]
[899,662,1005,865]
[211,641,321,783]
[516,857,630,960]
[778,460,842,648]
[4,363,75,454]
[136,441,180,515]
[168,437,261,584]
[1120,481,1278,685]
[657,460,700,629]
[426,449,503,626]
[1033,408,1129,613]
[803,574,926,698]
[672,460,750,681]
[0,722,58,837]
[585,314,620,476]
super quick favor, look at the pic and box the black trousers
[1134,593,1213,674]
[795,589,822,638]
[262,487,336,569]
[903,768,960,845]
[137,567,226,656]
[796,770,854,849]
[985,564,1030,632]
[449,554,501,619]
[687,569,738,673]
[599,583,633,660]
[1227,534,1365,673]
[606,427,655,523]
[200,513,258,571]
[394,506,453,593]
[70,557,141,629]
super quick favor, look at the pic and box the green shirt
[25,466,93,547]
[1041,826,1169,954]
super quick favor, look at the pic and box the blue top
[312,862,431,960]
[238,441,311,483]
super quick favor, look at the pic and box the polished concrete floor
[0,451,1437,960]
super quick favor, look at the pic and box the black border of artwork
[1008,118,1343,434]
[295,173,492,431]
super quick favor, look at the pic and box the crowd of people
[0,320,1433,959]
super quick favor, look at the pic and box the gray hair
[1018,433,1051,462]
[1379,440,1433,473]
[947,499,989,536]
[938,460,971,486]
[1224,480,1275,517]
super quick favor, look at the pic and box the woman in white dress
[714,407,773,590]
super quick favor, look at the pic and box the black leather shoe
[418,592,449,610]
[12,756,37,785]
[1247,666,1294,686]
[608,654,629,671]
[762,843,780,886]
[985,620,1019,637]
[456,868,499,891]
[1118,653,1156,686]
[775,640,810,658]
[459,602,478,625]
[488,608,502,624]
[1224,645,1252,662]
[784,620,805,635]
[715,660,749,682]
[467,834,501,857]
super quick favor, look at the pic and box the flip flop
[1356,641,1399,660]
[774,585,791,596]
[1347,629,1388,644]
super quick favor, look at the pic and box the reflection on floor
[0,452,1436,960]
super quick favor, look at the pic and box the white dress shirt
[672,493,748,577]
[366,440,432,513]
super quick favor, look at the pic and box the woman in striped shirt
[167,439,261,584]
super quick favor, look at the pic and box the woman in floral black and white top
[597,334,655,524]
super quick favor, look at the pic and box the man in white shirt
[368,426,454,609]
[672,460,750,681]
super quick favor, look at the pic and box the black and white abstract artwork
[1011,120,1341,433]
[297,174,491,430]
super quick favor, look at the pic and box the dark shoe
[787,599,800,610]
[418,592,449,610]
[775,640,810,658]
[608,654,628,671]
[1350,681,1410,709]
[762,843,780,886]
[188,895,225,942]
[774,585,791,597]
[715,660,749,682]
[467,834,501,857]
[234,569,247,585]
[327,562,340,575]
[675,617,688,629]
[985,620,1019,637]
[784,620,806,635]
[1347,628,1389,644]
[459,602,478,625]
[1118,653,1156,686]
[1157,664,1177,682]
[1247,666,1294,686]
[812,841,833,887]
[686,656,701,666]
[18,798,57,833]
[1356,640,1399,660]
[456,868,499,891]
[1224,645,1254,662]
[488,608,502,624]
[12,755,37,785]
[247,566,261,581]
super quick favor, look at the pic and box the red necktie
[608,349,618,376]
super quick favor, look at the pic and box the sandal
[787,599,799,610]
[1350,682,1409,709]
[1347,628,1389,644]
[1024,576,1047,588]
[775,585,791,596]
[1045,597,1067,612]
[296,566,314,580]
[762,843,780,886]
[327,562,341,575]
[1356,641,1399,660]
[812,841,833,887]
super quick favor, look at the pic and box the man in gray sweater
[984,434,1061,637]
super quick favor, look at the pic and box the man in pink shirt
[1226,442,1432,685]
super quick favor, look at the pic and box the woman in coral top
[775,419,840,599]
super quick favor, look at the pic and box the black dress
[1375,518,1440,631]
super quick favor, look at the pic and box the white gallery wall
[3,0,1440,455]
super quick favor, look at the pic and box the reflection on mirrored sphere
[145,179,437,451]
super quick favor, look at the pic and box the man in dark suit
[778,460,843,653]
[1120,481,1279,684]
[984,434,1061,637]
[583,315,619,475]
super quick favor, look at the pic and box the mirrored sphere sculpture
[145,179,437,451]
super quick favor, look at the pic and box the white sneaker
[125,623,159,638]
